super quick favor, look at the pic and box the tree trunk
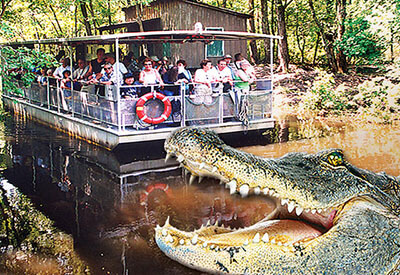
[79,1,92,36]
[308,0,338,72]
[276,0,290,72]
[261,0,271,63]
[313,32,320,65]
[336,0,347,73]
[48,4,64,36]
[249,0,259,63]
[135,5,148,56]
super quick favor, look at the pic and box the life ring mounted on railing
[136,92,172,124]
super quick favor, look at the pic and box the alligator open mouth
[156,152,342,254]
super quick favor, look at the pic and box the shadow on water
[1,115,400,274]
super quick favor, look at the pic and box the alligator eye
[327,152,344,166]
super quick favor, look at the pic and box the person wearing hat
[224,54,236,79]
[120,72,138,98]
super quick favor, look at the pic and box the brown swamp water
[0,117,400,274]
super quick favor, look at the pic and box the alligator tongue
[208,219,322,246]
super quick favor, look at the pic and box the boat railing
[4,77,273,131]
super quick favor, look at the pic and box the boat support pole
[70,47,74,117]
[116,38,121,132]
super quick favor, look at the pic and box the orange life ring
[140,183,172,205]
[136,92,172,124]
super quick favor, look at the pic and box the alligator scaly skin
[156,127,400,274]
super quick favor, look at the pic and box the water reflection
[0,117,400,274]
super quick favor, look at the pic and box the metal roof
[0,30,282,47]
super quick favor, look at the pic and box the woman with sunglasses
[139,57,164,87]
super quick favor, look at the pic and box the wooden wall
[124,0,249,68]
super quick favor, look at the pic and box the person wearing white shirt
[53,58,71,79]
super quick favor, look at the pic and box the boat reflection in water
[1,118,275,274]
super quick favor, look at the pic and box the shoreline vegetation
[254,63,400,141]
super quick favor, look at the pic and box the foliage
[275,66,400,125]
[335,17,385,64]
[0,46,57,95]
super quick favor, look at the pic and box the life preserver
[140,183,172,205]
[136,92,172,124]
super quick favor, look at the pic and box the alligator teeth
[281,199,288,206]
[191,234,198,245]
[179,239,185,245]
[296,206,304,216]
[287,202,295,213]
[203,242,208,248]
[212,166,218,173]
[162,228,168,236]
[198,176,204,183]
[262,233,269,243]
[254,187,261,195]
[165,153,172,163]
[164,216,170,227]
[239,184,249,197]
[214,220,219,226]
[278,241,282,246]
[262,188,269,195]
[253,233,260,243]
[177,155,184,162]
[166,234,174,243]
[271,238,276,244]
[184,169,189,176]
[311,209,317,214]
[305,208,310,213]
[227,180,237,195]
[243,239,249,246]
[206,220,211,226]
[199,162,205,170]
[317,209,322,213]
[189,175,196,185]
[268,189,274,196]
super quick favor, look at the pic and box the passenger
[73,58,89,81]
[211,59,233,93]
[96,62,123,86]
[54,50,66,62]
[86,48,106,80]
[224,54,236,79]
[158,56,171,78]
[47,68,57,86]
[234,61,256,94]
[139,57,164,86]
[53,58,71,79]
[104,52,128,75]
[37,67,48,86]
[176,59,192,83]
[60,70,72,98]
[193,59,214,104]
[123,51,139,72]
[120,72,138,99]
[234,53,256,77]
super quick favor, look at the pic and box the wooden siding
[124,0,248,67]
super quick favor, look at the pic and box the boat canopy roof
[1,30,282,47]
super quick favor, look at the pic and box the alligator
[155,127,400,274]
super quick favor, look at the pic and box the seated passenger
[60,70,72,98]
[176,59,192,84]
[139,58,164,87]
[87,48,106,80]
[158,56,171,78]
[193,59,214,104]
[104,52,128,75]
[210,59,233,93]
[120,73,138,99]
[73,59,89,81]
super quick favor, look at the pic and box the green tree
[335,17,385,65]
